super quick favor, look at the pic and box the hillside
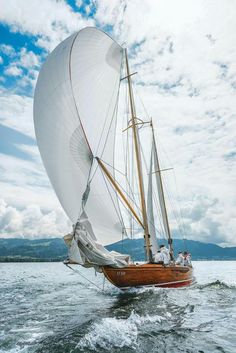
[0,237,236,262]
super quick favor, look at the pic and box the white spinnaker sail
[34,27,124,245]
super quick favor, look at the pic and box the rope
[99,163,126,233]
[65,263,104,291]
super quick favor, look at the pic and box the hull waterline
[102,263,193,289]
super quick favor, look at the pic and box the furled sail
[152,132,171,241]
[147,145,158,256]
[34,27,124,246]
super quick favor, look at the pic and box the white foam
[77,311,165,351]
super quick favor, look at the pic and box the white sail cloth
[64,211,130,268]
[152,134,171,240]
[147,144,159,256]
[34,27,124,245]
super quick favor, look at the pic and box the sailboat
[34,27,193,289]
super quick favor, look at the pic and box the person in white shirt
[183,251,192,267]
[159,245,171,265]
[175,251,184,265]
[154,250,164,263]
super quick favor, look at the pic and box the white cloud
[0,92,34,137]
[0,44,15,56]
[0,56,3,64]
[0,199,70,238]
[0,0,94,50]
[4,65,23,76]
[19,48,40,69]
[0,45,41,93]
[75,0,82,9]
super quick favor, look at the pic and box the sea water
[0,261,235,353]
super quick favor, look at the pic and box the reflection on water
[0,262,236,353]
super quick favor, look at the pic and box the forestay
[34,27,125,246]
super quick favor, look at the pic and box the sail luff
[125,49,152,262]
[151,122,174,256]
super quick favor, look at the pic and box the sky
[0,0,236,246]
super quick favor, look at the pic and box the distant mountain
[0,237,236,262]
[0,238,66,262]
[107,238,236,261]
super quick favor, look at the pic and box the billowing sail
[147,145,159,255]
[34,27,124,245]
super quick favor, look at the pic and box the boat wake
[77,312,165,351]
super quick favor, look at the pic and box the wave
[197,280,236,290]
[77,312,165,351]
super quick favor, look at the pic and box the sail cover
[34,27,124,245]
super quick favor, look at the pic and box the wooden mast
[125,49,152,262]
[150,121,174,257]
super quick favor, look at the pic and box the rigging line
[128,74,166,239]
[89,84,120,183]
[100,159,127,177]
[69,33,93,155]
[115,175,143,220]
[94,60,123,158]
[161,174,185,240]
[172,168,189,239]
[133,79,151,119]
[134,75,176,242]
[99,160,143,230]
[99,158,143,220]
[90,59,123,184]
[77,157,94,221]
[162,177,186,239]
[148,124,173,238]
[99,162,126,232]
[124,75,134,237]
[139,143,165,239]
[150,124,187,239]
[65,264,103,291]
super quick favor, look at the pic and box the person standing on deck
[183,251,192,266]
[183,252,192,267]
[159,245,170,265]
[154,250,164,263]
[175,251,184,265]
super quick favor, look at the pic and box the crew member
[175,251,184,265]
[154,250,164,263]
[159,244,170,265]
[183,251,191,266]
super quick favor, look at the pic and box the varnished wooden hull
[102,263,193,289]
